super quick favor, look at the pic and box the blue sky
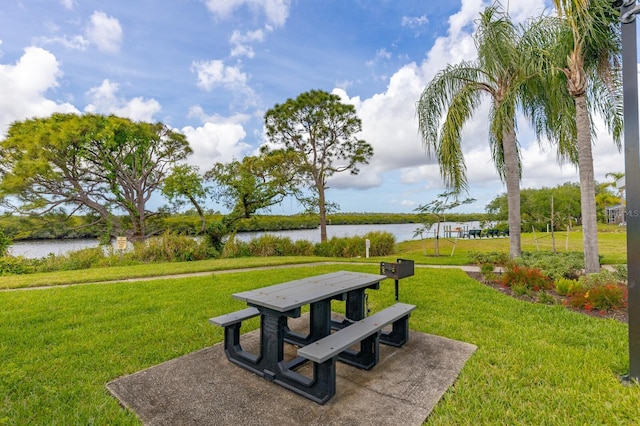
[0,0,630,215]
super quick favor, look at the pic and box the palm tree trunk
[503,124,522,258]
[575,94,600,273]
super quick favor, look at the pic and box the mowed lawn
[0,263,637,425]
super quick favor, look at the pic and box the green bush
[0,229,11,257]
[612,264,627,282]
[579,269,624,289]
[469,251,510,266]
[131,232,210,262]
[0,256,36,275]
[554,277,581,296]
[517,251,584,280]
[313,232,395,258]
[36,247,107,272]
[248,235,296,257]
[292,240,315,256]
[220,237,251,258]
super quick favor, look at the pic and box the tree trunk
[318,186,328,243]
[502,123,522,258]
[575,94,600,273]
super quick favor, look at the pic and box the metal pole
[620,0,640,383]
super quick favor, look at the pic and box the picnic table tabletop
[232,271,386,312]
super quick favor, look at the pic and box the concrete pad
[107,315,476,426]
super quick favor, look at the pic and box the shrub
[0,229,11,257]
[313,232,395,258]
[567,284,627,311]
[248,235,295,257]
[501,264,553,291]
[292,240,314,256]
[612,264,627,282]
[554,277,581,296]
[517,251,584,280]
[479,263,499,284]
[36,247,106,272]
[469,251,509,266]
[579,270,624,289]
[511,283,531,296]
[131,232,210,262]
[0,256,36,275]
[565,270,628,311]
[537,291,557,305]
[221,238,251,258]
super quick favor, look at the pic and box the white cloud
[0,47,78,137]
[192,59,248,90]
[230,29,265,58]
[38,35,90,51]
[202,0,291,27]
[401,15,429,36]
[85,11,123,53]
[187,105,251,126]
[84,79,161,122]
[181,121,252,170]
[191,59,258,108]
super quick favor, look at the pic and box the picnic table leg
[332,287,375,330]
[379,315,410,347]
[223,322,261,376]
[284,300,331,348]
[337,332,380,370]
[260,312,288,381]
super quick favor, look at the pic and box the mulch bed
[466,272,629,324]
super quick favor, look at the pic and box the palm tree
[417,5,543,258]
[549,0,623,273]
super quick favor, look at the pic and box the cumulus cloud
[0,47,78,137]
[84,79,161,122]
[85,11,123,53]
[325,0,621,210]
[181,121,252,170]
[202,0,291,27]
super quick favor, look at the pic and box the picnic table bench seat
[209,307,261,362]
[298,302,416,370]
[209,307,260,327]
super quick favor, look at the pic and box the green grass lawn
[0,264,637,424]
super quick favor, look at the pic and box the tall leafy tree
[205,149,299,221]
[417,6,542,258]
[264,90,373,242]
[0,113,191,241]
[203,149,300,251]
[548,0,623,272]
[162,164,208,234]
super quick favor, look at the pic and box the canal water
[8,221,482,259]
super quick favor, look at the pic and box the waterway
[8,221,482,259]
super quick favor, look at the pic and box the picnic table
[210,271,415,404]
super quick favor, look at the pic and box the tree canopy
[0,113,191,241]
[264,89,373,242]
